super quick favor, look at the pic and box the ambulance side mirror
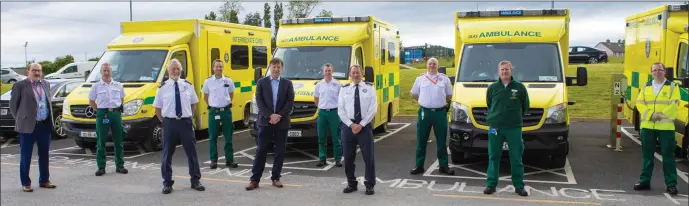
[254,67,263,83]
[566,66,588,86]
[439,67,447,75]
[364,66,374,83]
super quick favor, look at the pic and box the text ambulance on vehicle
[248,16,401,144]
[447,9,588,168]
[61,19,271,152]
[622,4,689,159]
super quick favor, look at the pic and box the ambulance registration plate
[287,130,302,137]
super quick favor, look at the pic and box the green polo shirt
[486,76,530,129]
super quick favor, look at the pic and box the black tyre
[142,119,163,152]
[52,114,67,139]
[587,57,598,64]
[236,104,250,129]
[549,155,567,168]
[450,147,468,164]
[8,79,17,84]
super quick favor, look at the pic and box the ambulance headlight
[451,102,471,123]
[62,98,70,116]
[250,94,258,114]
[122,99,143,116]
[545,103,566,124]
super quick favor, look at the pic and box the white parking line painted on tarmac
[422,158,578,185]
[1,138,19,148]
[207,123,412,171]
[176,129,248,148]
[663,193,688,205]
[621,127,689,184]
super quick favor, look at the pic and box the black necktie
[354,84,362,123]
[174,81,182,118]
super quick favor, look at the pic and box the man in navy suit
[246,57,294,190]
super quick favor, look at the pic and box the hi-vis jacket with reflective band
[636,79,681,130]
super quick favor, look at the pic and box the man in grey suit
[9,63,57,192]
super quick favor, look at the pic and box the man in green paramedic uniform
[633,62,679,195]
[314,63,343,167]
[409,58,454,175]
[89,63,128,176]
[483,60,529,197]
[202,59,238,169]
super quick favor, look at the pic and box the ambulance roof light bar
[668,4,688,12]
[457,9,567,18]
[281,16,370,25]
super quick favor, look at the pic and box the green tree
[287,0,321,19]
[243,12,262,27]
[272,1,284,52]
[219,0,243,23]
[205,11,217,21]
[88,57,100,61]
[49,55,75,74]
[263,2,271,28]
[315,9,332,17]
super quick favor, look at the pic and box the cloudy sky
[0,0,685,67]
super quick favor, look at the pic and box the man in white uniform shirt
[202,59,238,169]
[88,63,128,176]
[313,63,343,167]
[338,64,377,195]
[409,58,455,176]
[153,59,205,194]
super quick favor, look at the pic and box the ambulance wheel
[142,120,163,152]
[237,104,250,129]
[549,155,567,168]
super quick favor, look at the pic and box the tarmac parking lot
[1,119,688,205]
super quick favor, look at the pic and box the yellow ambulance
[248,16,400,144]
[622,4,688,159]
[61,19,271,152]
[447,9,588,168]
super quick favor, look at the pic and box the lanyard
[425,75,439,85]
[32,82,43,101]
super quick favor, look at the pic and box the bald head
[426,58,439,74]
[27,63,43,81]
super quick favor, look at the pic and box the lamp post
[130,1,132,21]
[24,41,28,67]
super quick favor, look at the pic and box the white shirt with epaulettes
[337,81,377,127]
[201,75,235,108]
[88,79,126,109]
[313,79,342,109]
[153,78,199,118]
[410,72,453,109]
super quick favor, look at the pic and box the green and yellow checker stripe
[233,80,257,93]
[376,72,400,103]
[626,71,689,102]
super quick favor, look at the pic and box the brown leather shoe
[39,182,56,189]
[22,186,33,192]
[245,180,259,191]
[272,180,283,188]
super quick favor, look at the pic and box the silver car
[0,68,27,84]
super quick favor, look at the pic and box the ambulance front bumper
[61,118,151,143]
[449,122,569,156]
[248,113,319,143]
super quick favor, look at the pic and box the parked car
[569,46,608,64]
[0,68,27,84]
[44,61,97,80]
[0,79,84,139]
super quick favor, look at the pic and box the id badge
[103,118,110,124]
[489,128,497,135]
[215,115,221,120]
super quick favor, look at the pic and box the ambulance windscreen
[457,43,563,83]
[272,46,352,80]
[86,50,168,83]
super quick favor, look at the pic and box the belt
[98,108,122,112]
[164,117,191,120]
[320,108,337,112]
[208,104,232,111]
[421,106,448,112]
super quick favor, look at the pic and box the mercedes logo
[85,106,95,118]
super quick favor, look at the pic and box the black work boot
[95,168,106,176]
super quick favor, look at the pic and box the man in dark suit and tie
[9,63,58,192]
[246,57,294,190]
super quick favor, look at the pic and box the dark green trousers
[95,109,124,169]
[415,107,449,168]
[208,107,234,162]
[317,109,342,161]
[486,127,525,189]
[639,129,677,187]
